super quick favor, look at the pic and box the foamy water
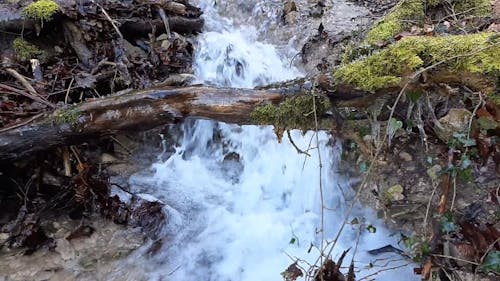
[125,0,418,280]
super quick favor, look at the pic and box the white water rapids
[123,1,419,280]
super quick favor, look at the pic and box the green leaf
[481,251,500,273]
[289,237,296,245]
[359,162,368,173]
[477,117,499,131]
[441,212,457,233]
[406,91,422,103]
[366,225,377,233]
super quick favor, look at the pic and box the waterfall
[126,0,418,280]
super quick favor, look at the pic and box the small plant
[400,234,430,263]
[12,38,42,61]
[23,0,59,24]
[447,132,476,183]
[52,108,81,125]
[481,251,500,273]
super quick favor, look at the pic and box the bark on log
[0,85,296,161]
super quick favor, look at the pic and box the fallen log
[0,84,314,161]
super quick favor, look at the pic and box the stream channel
[117,0,419,280]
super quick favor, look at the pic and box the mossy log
[335,33,500,93]
[0,83,316,160]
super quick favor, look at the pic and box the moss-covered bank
[365,0,492,45]
[334,33,499,92]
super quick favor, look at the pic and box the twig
[311,80,326,276]
[287,130,311,156]
[431,254,479,265]
[6,68,39,96]
[91,0,123,38]
[5,69,55,108]
[0,112,44,133]
[158,8,171,38]
[63,147,72,177]
[357,262,413,281]
[70,146,83,168]
[64,77,75,104]
[110,135,133,155]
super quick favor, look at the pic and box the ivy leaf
[366,225,377,233]
[359,162,367,173]
[388,118,403,143]
[480,251,500,273]
[441,212,457,233]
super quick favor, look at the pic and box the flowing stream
[125,1,418,280]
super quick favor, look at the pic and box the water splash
[126,0,418,280]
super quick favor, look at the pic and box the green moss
[23,0,59,23]
[365,0,425,45]
[425,0,442,7]
[250,95,331,131]
[335,33,500,92]
[365,0,492,45]
[12,38,43,61]
[51,108,81,125]
[454,0,491,16]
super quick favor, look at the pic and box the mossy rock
[334,33,500,92]
[23,0,59,23]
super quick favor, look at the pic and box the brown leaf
[281,262,303,281]
[421,259,433,280]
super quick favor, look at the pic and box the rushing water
[126,1,418,280]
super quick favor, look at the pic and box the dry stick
[311,41,500,277]
[158,8,172,38]
[311,80,326,280]
[91,0,123,39]
[0,112,44,133]
[431,254,479,266]
[423,179,439,238]
[64,77,75,104]
[110,136,133,155]
[357,263,414,281]
[62,147,72,177]
[287,130,311,156]
[5,69,55,108]
[6,68,38,96]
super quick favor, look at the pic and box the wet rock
[435,108,472,142]
[223,152,240,162]
[309,1,325,18]
[284,11,299,24]
[55,238,76,261]
[0,216,146,281]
